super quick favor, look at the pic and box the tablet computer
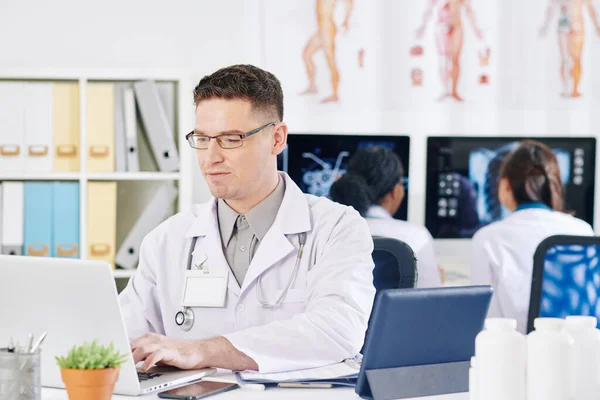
[356,286,493,399]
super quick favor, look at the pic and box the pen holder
[0,349,41,400]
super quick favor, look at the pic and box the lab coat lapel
[239,173,312,297]
[185,199,240,297]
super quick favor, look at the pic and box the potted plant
[56,340,128,400]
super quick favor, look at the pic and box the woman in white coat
[470,140,594,333]
[330,146,442,287]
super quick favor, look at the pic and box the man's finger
[141,350,165,372]
[132,343,160,364]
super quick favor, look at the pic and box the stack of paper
[237,361,359,387]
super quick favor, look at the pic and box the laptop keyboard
[137,371,163,382]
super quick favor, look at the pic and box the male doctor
[119,65,376,373]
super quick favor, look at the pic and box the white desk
[41,371,469,400]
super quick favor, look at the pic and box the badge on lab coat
[181,252,228,308]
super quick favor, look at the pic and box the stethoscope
[175,232,308,331]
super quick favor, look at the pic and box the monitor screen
[283,134,411,220]
[425,137,596,239]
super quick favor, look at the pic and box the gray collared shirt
[217,177,286,285]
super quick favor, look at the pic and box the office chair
[371,236,418,291]
[527,235,600,333]
[361,237,418,354]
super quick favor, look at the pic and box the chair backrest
[527,235,600,333]
[372,236,418,291]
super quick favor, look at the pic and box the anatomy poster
[377,0,500,109]
[537,0,600,103]
[262,0,380,115]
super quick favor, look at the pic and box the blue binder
[23,182,53,257]
[52,182,79,258]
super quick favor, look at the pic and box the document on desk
[237,360,359,387]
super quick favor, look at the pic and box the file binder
[123,87,139,172]
[134,80,179,172]
[1,182,24,256]
[24,183,53,257]
[53,82,80,172]
[114,84,128,172]
[115,184,177,269]
[0,82,26,173]
[86,83,115,172]
[53,182,80,258]
[24,83,54,172]
[156,82,175,136]
[88,182,117,268]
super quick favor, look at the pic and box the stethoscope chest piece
[175,307,195,332]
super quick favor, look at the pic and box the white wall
[0,0,263,204]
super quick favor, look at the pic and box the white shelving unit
[0,68,195,280]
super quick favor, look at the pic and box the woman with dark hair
[330,146,441,288]
[470,140,593,333]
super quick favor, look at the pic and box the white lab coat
[365,206,441,288]
[470,208,594,333]
[119,173,376,373]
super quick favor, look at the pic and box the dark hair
[193,64,284,121]
[499,140,564,211]
[330,147,404,216]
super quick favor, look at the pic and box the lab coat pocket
[273,289,306,320]
[275,288,306,303]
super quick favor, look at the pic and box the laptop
[356,286,493,399]
[0,255,215,395]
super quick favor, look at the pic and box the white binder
[156,82,175,136]
[115,184,177,269]
[133,80,179,172]
[114,84,127,172]
[123,87,140,172]
[24,83,54,172]
[1,182,24,255]
[0,82,26,173]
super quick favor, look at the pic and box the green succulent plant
[55,340,128,370]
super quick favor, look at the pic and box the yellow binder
[52,82,80,172]
[86,83,115,172]
[87,181,117,268]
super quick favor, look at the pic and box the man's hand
[131,333,206,371]
[131,333,259,372]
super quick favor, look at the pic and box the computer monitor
[425,137,596,239]
[527,235,600,333]
[283,134,411,220]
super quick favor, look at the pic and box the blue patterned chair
[527,235,600,333]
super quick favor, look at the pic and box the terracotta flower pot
[60,368,120,400]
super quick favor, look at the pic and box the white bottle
[475,318,526,400]
[565,316,600,400]
[527,318,573,400]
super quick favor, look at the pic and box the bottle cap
[484,318,517,331]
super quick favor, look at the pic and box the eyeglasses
[186,122,276,149]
